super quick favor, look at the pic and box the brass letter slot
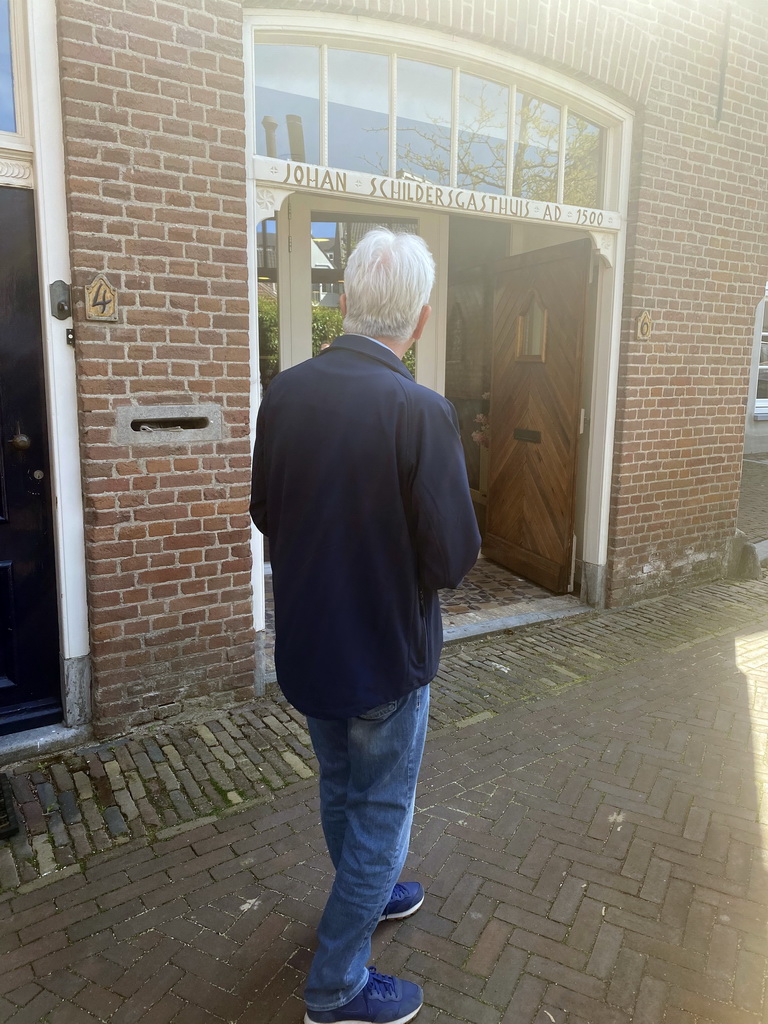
[513,428,541,443]
[130,416,210,433]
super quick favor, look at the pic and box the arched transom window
[254,44,606,209]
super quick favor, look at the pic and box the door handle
[9,433,31,451]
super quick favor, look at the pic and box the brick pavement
[2,574,768,1022]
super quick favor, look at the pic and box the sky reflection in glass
[252,43,606,208]
[396,59,452,184]
[254,45,320,164]
[513,93,560,202]
[0,0,15,134]
[457,73,508,194]
[564,114,603,208]
[328,49,389,176]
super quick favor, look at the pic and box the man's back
[250,333,480,719]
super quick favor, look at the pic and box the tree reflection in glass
[564,114,604,208]
[513,93,560,201]
[457,74,509,194]
[396,59,452,184]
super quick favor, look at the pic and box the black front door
[0,186,62,734]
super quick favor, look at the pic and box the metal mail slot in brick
[115,404,223,445]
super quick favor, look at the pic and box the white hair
[342,228,435,341]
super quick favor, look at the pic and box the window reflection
[252,43,608,212]
[513,93,560,202]
[254,45,320,164]
[758,304,768,401]
[0,0,15,134]
[328,50,389,175]
[310,216,418,371]
[564,114,604,208]
[457,73,508,194]
[257,218,280,393]
[396,59,452,184]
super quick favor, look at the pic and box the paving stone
[2,575,768,1021]
[102,808,129,838]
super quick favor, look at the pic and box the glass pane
[396,59,452,184]
[759,336,768,400]
[457,73,508,194]
[254,45,320,164]
[257,217,280,394]
[513,93,560,202]
[517,293,547,360]
[563,113,604,208]
[0,0,15,133]
[310,217,418,373]
[328,50,389,175]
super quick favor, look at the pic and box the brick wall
[250,0,768,605]
[57,0,256,738]
[606,2,768,603]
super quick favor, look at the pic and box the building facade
[0,0,766,742]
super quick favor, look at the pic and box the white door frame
[24,0,91,725]
[280,193,448,392]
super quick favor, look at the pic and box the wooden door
[0,186,62,734]
[483,238,592,593]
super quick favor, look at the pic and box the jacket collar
[321,334,415,381]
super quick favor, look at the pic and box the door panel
[484,238,592,593]
[0,186,62,734]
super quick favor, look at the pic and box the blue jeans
[304,685,430,1011]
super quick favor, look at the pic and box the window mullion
[320,44,328,166]
[389,54,397,179]
[450,67,459,188]
[507,85,517,196]
[557,103,567,205]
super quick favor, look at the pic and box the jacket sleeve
[408,394,482,591]
[249,396,269,535]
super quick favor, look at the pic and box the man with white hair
[251,228,480,1024]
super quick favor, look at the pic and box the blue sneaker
[378,881,424,923]
[304,967,423,1023]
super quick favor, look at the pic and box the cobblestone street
[2,574,768,1023]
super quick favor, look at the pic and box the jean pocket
[358,700,399,722]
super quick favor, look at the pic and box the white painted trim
[25,0,90,665]
[244,22,265,633]
[581,115,633,573]
[2,0,32,149]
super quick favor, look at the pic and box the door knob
[10,433,31,451]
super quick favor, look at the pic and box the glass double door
[257,194,448,394]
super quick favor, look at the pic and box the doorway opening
[255,201,597,675]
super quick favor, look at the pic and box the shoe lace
[390,883,408,901]
[367,967,398,998]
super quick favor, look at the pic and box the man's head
[341,228,435,346]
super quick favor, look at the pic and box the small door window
[516,291,548,361]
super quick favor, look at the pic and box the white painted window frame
[245,10,635,606]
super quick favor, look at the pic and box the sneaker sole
[304,1004,422,1024]
[378,893,425,923]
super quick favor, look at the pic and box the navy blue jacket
[250,334,481,719]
